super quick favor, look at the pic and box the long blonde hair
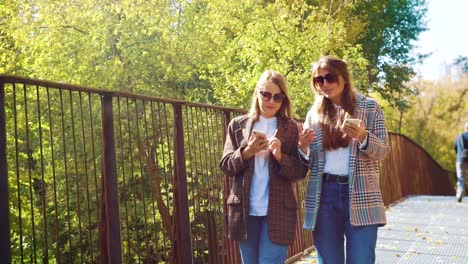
[310,56,356,150]
[248,70,291,120]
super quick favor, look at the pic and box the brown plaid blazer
[219,115,308,245]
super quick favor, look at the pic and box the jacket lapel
[234,117,254,148]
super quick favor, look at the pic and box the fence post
[99,94,122,263]
[172,103,193,264]
[0,80,11,263]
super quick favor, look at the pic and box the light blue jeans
[313,180,378,264]
[456,162,468,199]
[238,215,288,264]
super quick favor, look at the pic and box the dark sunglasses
[259,90,285,103]
[313,73,337,86]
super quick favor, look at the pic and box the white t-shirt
[249,116,277,216]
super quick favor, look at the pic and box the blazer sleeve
[359,101,390,161]
[219,118,248,177]
[273,120,309,181]
[274,154,308,181]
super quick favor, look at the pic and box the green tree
[391,75,468,170]
[350,0,427,113]
[1,0,428,118]
[192,0,372,117]
[3,0,214,99]
[454,56,468,73]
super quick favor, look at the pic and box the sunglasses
[259,90,285,103]
[313,73,337,86]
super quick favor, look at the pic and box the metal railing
[380,133,455,205]
[0,75,454,263]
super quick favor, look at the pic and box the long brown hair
[248,70,292,120]
[310,56,356,150]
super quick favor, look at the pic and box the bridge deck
[294,195,468,263]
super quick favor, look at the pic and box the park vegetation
[1,0,467,262]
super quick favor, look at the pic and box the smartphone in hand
[252,129,267,140]
[344,118,360,126]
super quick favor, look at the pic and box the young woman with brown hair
[299,56,390,264]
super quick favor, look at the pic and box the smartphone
[252,129,267,139]
[344,118,360,125]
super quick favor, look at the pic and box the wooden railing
[0,75,454,263]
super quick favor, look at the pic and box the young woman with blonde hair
[220,70,308,263]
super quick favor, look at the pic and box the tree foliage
[350,0,427,112]
[384,73,468,170]
[454,56,468,73]
[1,0,428,118]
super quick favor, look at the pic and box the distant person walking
[454,122,468,202]
[219,70,308,263]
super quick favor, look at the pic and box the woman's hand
[242,133,269,160]
[298,123,316,153]
[268,137,282,161]
[341,120,367,143]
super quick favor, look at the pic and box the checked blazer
[303,93,390,230]
[219,115,308,245]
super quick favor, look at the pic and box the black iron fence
[0,75,454,264]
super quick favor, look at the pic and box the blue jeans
[456,162,468,199]
[313,181,378,264]
[238,215,288,264]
